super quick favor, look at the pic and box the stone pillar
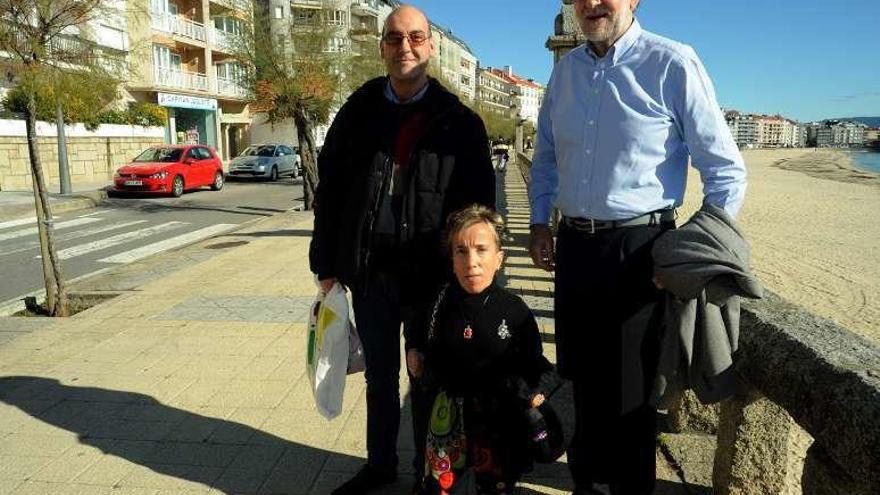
[515,116,524,155]
[167,108,177,144]
[714,390,813,495]
[668,390,720,434]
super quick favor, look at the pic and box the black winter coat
[309,77,495,307]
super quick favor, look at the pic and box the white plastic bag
[306,281,360,419]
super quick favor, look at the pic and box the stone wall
[0,135,164,191]
[669,291,880,494]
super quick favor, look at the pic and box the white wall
[0,119,164,138]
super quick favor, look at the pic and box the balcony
[292,0,323,8]
[151,11,206,44]
[349,27,377,42]
[210,0,251,13]
[153,68,209,92]
[350,0,379,17]
[210,28,240,53]
[216,77,248,98]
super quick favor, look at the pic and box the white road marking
[0,220,148,257]
[0,217,102,242]
[99,224,235,264]
[75,210,110,218]
[0,217,37,231]
[52,221,187,260]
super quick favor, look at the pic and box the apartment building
[430,23,477,101]
[498,66,544,125]
[126,0,253,160]
[726,111,804,148]
[478,67,544,126]
[476,66,512,117]
[808,120,867,147]
[0,0,131,100]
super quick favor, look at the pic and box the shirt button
[593,89,599,94]
[586,149,592,154]
[581,179,588,184]
[588,120,595,125]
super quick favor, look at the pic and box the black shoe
[331,465,397,495]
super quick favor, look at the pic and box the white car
[227,144,301,181]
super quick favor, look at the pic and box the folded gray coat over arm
[650,204,763,409]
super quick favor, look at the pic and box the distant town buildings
[474,66,545,126]
[724,111,878,150]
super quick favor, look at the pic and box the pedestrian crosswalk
[0,209,236,266]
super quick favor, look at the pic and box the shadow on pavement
[0,376,363,494]
[223,229,313,238]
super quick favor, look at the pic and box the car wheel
[211,171,224,191]
[171,176,184,197]
[269,166,278,182]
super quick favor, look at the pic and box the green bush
[2,87,167,128]
[125,102,167,127]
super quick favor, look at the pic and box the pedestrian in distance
[407,205,563,495]
[527,1,747,494]
[309,4,496,494]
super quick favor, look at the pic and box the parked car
[112,145,224,197]
[227,144,300,181]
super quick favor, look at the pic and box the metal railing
[153,68,209,92]
[150,11,206,43]
[211,0,251,12]
[215,77,248,98]
[210,28,239,53]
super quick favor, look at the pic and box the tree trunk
[293,107,318,211]
[25,91,69,316]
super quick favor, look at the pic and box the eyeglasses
[381,31,430,47]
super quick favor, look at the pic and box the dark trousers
[554,222,670,495]
[351,271,429,475]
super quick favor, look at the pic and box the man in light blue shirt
[527,1,746,494]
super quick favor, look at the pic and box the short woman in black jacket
[408,205,561,495]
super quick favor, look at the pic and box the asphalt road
[0,177,304,309]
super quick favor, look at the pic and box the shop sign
[158,93,217,111]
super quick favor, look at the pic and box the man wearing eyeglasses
[310,4,495,495]
[528,0,746,494]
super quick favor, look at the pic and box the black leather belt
[562,209,676,234]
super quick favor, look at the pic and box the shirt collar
[384,79,429,105]
[585,17,642,65]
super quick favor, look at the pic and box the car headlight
[149,171,168,179]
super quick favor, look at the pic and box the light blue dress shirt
[529,20,747,223]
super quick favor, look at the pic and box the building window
[274,6,284,19]
[294,8,317,25]
[326,9,346,26]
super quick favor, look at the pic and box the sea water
[848,151,880,174]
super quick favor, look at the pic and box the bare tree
[0,0,124,315]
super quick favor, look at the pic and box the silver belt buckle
[587,218,596,234]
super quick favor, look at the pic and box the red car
[113,145,225,197]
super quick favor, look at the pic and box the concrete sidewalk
[0,180,111,221]
[0,169,693,495]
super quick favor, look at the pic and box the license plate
[124,180,143,186]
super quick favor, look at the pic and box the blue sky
[411,0,880,122]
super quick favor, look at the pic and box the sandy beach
[679,148,880,345]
